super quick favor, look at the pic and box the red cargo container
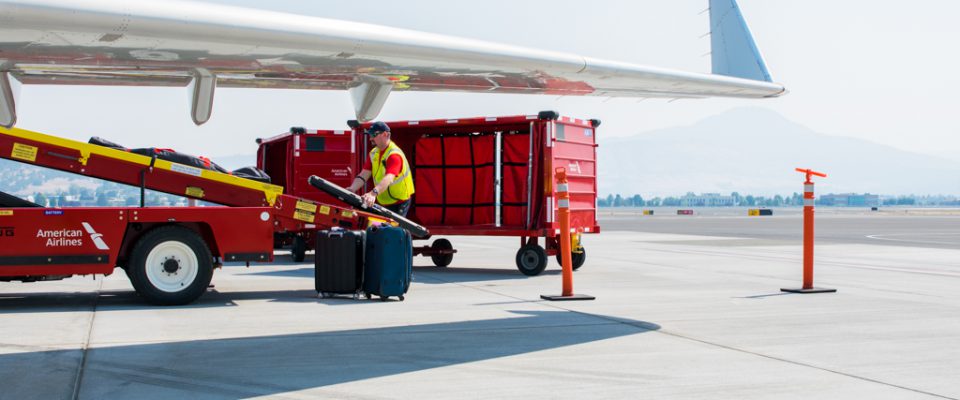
[259,112,600,276]
[257,127,360,207]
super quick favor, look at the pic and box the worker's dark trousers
[385,199,411,217]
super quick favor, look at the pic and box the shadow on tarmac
[0,264,562,312]
[1,310,660,399]
[238,265,561,284]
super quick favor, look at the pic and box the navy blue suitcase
[363,225,412,301]
[315,229,364,298]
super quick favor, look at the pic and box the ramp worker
[346,121,416,216]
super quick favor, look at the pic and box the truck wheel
[555,247,587,271]
[291,235,307,262]
[128,226,213,306]
[430,238,454,267]
[516,244,547,276]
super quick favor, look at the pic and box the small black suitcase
[315,229,364,298]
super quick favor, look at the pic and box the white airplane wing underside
[0,0,785,127]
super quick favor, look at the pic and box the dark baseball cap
[365,121,390,135]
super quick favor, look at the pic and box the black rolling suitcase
[315,229,364,298]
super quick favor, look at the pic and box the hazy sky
[14,0,960,160]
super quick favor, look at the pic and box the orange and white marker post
[782,168,837,294]
[541,168,595,301]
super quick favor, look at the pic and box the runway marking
[866,233,960,246]
[624,245,960,278]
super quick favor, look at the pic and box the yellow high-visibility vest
[370,141,415,205]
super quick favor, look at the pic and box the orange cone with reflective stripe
[541,168,595,301]
[782,168,837,294]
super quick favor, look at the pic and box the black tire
[291,235,306,263]
[127,226,214,306]
[515,244,548,276]
[555,247,587,271]
[399,295,405,301]
[430,238,454,267]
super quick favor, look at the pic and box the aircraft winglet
[709,0,773,82]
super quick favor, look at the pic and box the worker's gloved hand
[361,192,376,208]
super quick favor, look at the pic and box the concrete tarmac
[2,209,959,399]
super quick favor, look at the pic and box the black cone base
[540,294,596,301]
[781,287,837,294]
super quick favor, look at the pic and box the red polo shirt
[363,152,403,176]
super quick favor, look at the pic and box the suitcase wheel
[399,295,405,302]
[365,293,372,300]
[380,296,388,302]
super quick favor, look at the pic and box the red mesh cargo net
[413,132,500,226]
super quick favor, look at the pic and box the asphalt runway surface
[599,208,960,250]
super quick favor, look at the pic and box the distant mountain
[598,107,960,196]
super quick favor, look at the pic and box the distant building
[680,192,735,207]
[818,193,880,207]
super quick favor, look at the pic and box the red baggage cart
[261,112,599,275]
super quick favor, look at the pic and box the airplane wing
[0,0,785,128]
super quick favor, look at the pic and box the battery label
[11,143,38,162]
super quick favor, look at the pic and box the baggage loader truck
[0,126,411,305]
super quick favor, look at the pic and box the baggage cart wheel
[127,226,214,306]
[555,247,587,271]
[291,236,306,263]
[516,244,548,276]
[430,238,454,267]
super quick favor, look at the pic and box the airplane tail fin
[709,0,773,82]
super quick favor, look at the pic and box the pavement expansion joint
[71,279,102,400]
[649,327,957,400]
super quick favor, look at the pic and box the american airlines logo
[81,222,110,250]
